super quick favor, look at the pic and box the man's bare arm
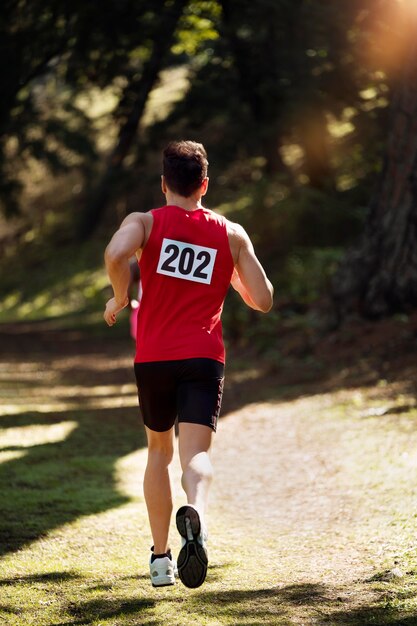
[103,213,147,326]
[230,224,274,313]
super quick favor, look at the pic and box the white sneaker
[176,505,208,588]
[149,548,176,587]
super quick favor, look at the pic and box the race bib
[156,238,217,285]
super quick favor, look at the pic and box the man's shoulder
[123,210,154,225]
[121,212,154,250]
[224,218,247,241]
[200,206,223,221]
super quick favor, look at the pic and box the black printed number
[178,248,195,275]
[194,251,211,279]
[160,244,211,280]
[160,244,179,273]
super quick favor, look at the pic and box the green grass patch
[0,239,109,324]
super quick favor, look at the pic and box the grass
[0,237,109,325]
[1,323,417,625]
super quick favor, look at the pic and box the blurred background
[1,0,417,354]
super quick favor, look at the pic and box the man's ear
[161,175,167,194]
[201,177,209,196]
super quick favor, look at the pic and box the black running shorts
[134,358,224,433]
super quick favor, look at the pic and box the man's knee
[148,442,174,462]
[146,429,174,463]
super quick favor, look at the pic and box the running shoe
[176,505,208,588]
[149,548,176,587]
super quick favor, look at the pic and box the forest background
[1,0,416,349]
[4,4,417,624]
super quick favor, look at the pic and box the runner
[103,140,273,588]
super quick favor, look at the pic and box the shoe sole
[176,505,208,588]
[152,580,175,588]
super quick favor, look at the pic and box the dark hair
[163,141,208,198]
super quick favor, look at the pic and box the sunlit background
[1,0,416,331]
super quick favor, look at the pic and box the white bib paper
[156,238,217,285]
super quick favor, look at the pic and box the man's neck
[164,191,203,212]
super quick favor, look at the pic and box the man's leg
[178,422,213,516]
[143,425,175,554]
[175,422,213,588]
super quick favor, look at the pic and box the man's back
[135,204,234,363]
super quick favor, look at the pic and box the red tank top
[134,205,235,363]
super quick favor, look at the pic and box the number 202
[160,244,211,279]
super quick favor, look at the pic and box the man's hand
[104,296,129,326]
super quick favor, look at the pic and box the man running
[104,140,273,589]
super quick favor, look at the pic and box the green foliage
[217,178,365,269]
[0,0,401,329]
[219,179,364,350]
[0,213,109,324]
[223,245,343,352]
[280,247,343,303]
[0,0,391,219]
[172,0,221,58]
[0,0,190,217]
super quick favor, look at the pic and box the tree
[0,0,189,222]
[218,0,366,186]
[333,1,417,319]
[78,0,189,239]
[0,0,84,215]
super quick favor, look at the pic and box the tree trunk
[219,0,294,180]
[333,27,417,319]
[78,0,187,240]
[299,105,334,189]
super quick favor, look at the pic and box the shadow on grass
[0,571,82,586]
[57,597,157,626]
[0,405,146,557]
[2,568,417,626]
[194,583,417,626]
[318,600,417,626]
[23,581,417,626]
[191,583,326,624]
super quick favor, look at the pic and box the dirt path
[192,388,414,626]
[212,392,417,582]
